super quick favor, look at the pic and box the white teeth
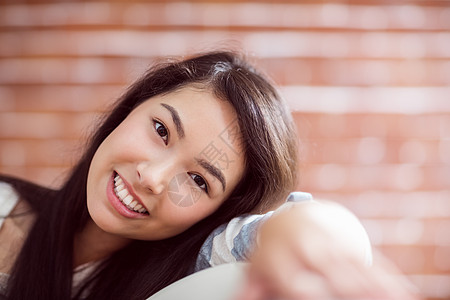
[117,189,129,200]
[129,200,138,209]
[113,173,148,214]
[116,183,125,192]
[123,195,133,206]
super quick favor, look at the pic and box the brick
[375,244,450,277]
[422,166,450,191]
[261,58,449,86]
[376,245,429,274]
[299,138,355,164]
[293,113,450,139]
[0,139,80,167]
[357,137,389,164]
[286,87,450,114]
[433,247,450,272]
[395,114,447,140]
[299,163,450,192]
[122,3,169,26]
[388,164,425,191]
[361,218,450,247]
[68,112,104,138]
[4,85,124,113]
[0,165,69,188]
[0,58,129,84]
[0,87,15,111]
[433,220,450,247]
[439,118,450,139]
[0,141,26,166]
[398,140,434,165]
[297,137,420,165]
[0,112,100,139]
[315,191,450,220]
[439,139,450,164]
[0,112,67,138]
[256,59,315,86]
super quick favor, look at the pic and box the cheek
[160,198,220,230]
[91,126,154,169]
[106,118,156,153]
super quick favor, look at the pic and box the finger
[319,252,421,300]
[251,246,337,300]
[294,246,376,299]
[285,269,337,299]
[294,242,420,300]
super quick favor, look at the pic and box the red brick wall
[0,1,449,299]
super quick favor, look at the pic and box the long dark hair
[2,51,298,299]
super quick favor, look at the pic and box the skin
[78,86,245,266]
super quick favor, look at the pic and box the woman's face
[86,86,245,241]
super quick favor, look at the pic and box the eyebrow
[195,158,226,192]
[160,103,185,139]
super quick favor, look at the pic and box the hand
[235,201,421,300]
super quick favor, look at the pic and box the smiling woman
[0,51,299,299]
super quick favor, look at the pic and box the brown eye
[189,173,208,193]
[154,120,168,144]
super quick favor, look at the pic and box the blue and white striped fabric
[195,192,313,272]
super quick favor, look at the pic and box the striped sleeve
[195,192,313,272]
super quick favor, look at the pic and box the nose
[136,160,173,195]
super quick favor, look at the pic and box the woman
[0,50,298,299]
[0,51,416,300]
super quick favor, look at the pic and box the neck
[74,219,131,267]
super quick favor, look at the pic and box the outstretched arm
[237,200,419,300]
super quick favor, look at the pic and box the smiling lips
[114,173,148,214]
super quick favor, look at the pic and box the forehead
[154,86,237,137]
